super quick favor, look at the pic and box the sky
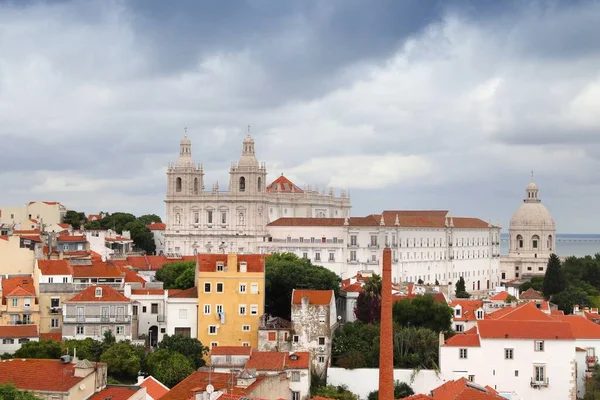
[1,0,600,233]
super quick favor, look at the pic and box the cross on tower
[531,170,534,181]
[184,127,187,133]
[247,124,251,135]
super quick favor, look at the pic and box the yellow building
[0,201,65,228]
[197,254,265,349]
[0,235,36,276]
[0,275,40,326]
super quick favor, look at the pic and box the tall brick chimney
[379,247,394,399]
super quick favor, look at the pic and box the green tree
[265,252,340,319]
[137,214,163,226]
[455,277,470,298]
[314,385,359,400]
[393,326,439,370]
[61,338,99,361]
[332,321,381,369]
[543,253,566,297]
[354,291,381,324]
[124,220,156,255]
[14,340,62,359]
[519,276,544,293]
[157,334,208,369]
[393,294,453,334]
[0,383,39,400]
[367,381,414,400]
[155,261,195,289]
[100,342,143,382]
[147,349,194,388]
[551,286,591,314]
[63,210,87,228]
[173,267,195,289]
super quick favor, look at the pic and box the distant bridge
[500,238,600,244]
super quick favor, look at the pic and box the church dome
[237,133,259,168]
[509,177,555,229]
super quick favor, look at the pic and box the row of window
[349,235,497,248]
[47,277,69,283]
[173,210,246,226]
[74,325,126,335]
[202,282,259,294]
[294,249,495,263]
[459,341,545,360]
[202,304,259,316]
[7,298,32,307]
[2,338,30,344]
[514,234,553,251]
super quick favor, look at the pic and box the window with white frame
[315,252,321,261]
[505,348,514,359]
[318,314,326,323]
[116,326,124,335]
[350,251,356,261]
[51,318,59,328]
[250,283,259,294]
[242,325,250,332]
[76,326,84,335]
[217,262,224,272]
[216,283,224,293]
[208,326,217,335]
[216,305,223,313]
[455,324,464,332]
[11,298,18,307]
[318,337,326,345]
[239,305,247,315]
[291,371,300,382]
[250,304,258,315]
[204,282,211,293]
[535,341,545,352]
[239,283,247,293]
[2,339,14,344]
[242,342,250,347]
[204,305,211,315]
[210,341,218,347]
[350,235,357,246]
[48,277,54,283]
[459,348,468,359]
[534,365,546,383]
[328,252,335,261]
[318,356,326,363]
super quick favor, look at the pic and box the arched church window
[547,235,553,250]
[532,235,540,249]
[257,177,262,192]
[194,178,199,194]
[516,234,523,249]
[239,177,246,192]
[316,211,326,218]
[176,177,182,192]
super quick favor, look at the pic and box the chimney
[574,304,580,314]
[379,247,394,400]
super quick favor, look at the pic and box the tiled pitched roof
[168,286,198,298]
[342,282,363,293]
[0,359,89,392]
[40,332,62,342]
[445,327,481,347]
[67,285,129,303]
[520,288,544,300]
[284,352,310,369]
[88,385,144,400]
[477,320,574,340]
[71,260,124,278]
[56,235,87,242]
[487,302,552,321]
[266,175,304,193]
[211,346,253,356]
[131,289,164,296]
[0,235,8,241]
[0,325,38,338]
[147,222,166,231]
[551,315,600,339]
[430,378,505,399]
[121,268,147,286]
[198,254,265,273]
[1,276,36,297]
[58,223,71,229]
[450,300,484,322]
[489,291,510,301]
[291,289,334,305]
[139,376,169,399]
[245,351,286,371]
[160,371,263,400]
[399,395,433,400]
[13,229,41,235]
[37,260,72,275]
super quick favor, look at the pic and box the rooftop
[0,325,38,339]
[88,385,144,400]
[160,371,263,400]
[67,285,130,303]
[291,289,334,306]
[1,275,36,298]
[198,254,265,273]
[0,359,96,392]
[138,376,169,400]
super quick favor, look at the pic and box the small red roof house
[291,289,334,306]
[146,222,166,231]
[87,213,103,222]
[88,385,146,400]
[520,287,545,300]
[67,285,129,303]
[137,376,169,400]
[400,377,505,399]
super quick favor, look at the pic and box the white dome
[526,182,538,190]
[510,202,555,228]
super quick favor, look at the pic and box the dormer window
[217,262,224,272]
[476,310,484,320]
[455,307,462,317]
[240,262,247,273]
[95,287,102,298]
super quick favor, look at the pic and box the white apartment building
[164,286,197,338]
[164,131,350,255]
[263,211,501,296]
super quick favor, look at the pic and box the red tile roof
[342,282,363,293]
[87,214,103,221]
[168,286,198,298]
[139,376,169,399]
[131,289,164,296]
[477,320,574,340]
[245,352,285,371]
[292,289,334,306]
[71,260,124,278]
[266,175,304,193]
[198,254,265,273]
[0,325,38,338]
[487,302,552,321]
[28,201,61,206]
[445,327,481,347]
[160,371,263,400]
[284,352,310,369]
[430,378,505,399]
[551,315,600,339]
[125,255,172,271]
[57,235,86,242]
[0,359,90,392]
[20,234,41,242]
[37,260,72,276]
[13,229,41,235]
[489,291,510,301]
[67,285,129,303]
[211,346,253,356]
[88,385,143,400]
[58,223,71,229]
[400,395,433,400]
[520,288,544,300]
[1,276,36,297]
[147,222,166,231]
[450,300,484,322]
[121,268,147,286]
[0,236,7,241]
[40,332,62,342]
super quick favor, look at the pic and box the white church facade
[500,177,556,280]
[164,132,351,255]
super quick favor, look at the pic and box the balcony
[530,378,549,388]
[64,315,131,324]
[347,259,359,264]
[347,243,359,248]
[367,244,379,249]
[49,307,62,314]
[367,259,379,265]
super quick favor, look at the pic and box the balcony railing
[368,244,379,249]
[367,259,379,265]
[49,307,62,314]
[530,378,549,388]
[65,315,131,324]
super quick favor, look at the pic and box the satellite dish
[206,384,214,394]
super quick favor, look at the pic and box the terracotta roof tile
[211,346,252,356]
[399,395,433,400]
[291,289,333,306]
[245,351,286,371]
[37,260,72,276]
[0,235,8,241]
[487,302,552,321]
[0,359,90,392]
[520,288,544,300]
[57,235,86,242]
[168,287,198,298]
[450,300,484,322]
[266,175,304,193]
[489,291,510,301]
[477,320,574,340]
[161,371,262,400]
[71,260,124,278]
[430,377,505,399]
[284,352,310,369]
[67,285,129,303]
[121,268,147,286]
[88,385,143,400]
[139,376,169,399]
[147,222,166,231]
[12,229,40,235]
[131,289,164,296]
[40,332,63,342]
[198,254,265,273]
[0,325,38,338]
[444,329,481,347]
[1,276,36,298]
[551,315,600,339]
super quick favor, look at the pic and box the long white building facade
[262,211,502,296]
[164,132,351,255]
